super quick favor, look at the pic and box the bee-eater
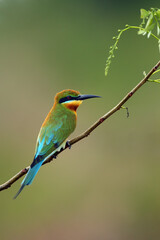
[14,89,100,198]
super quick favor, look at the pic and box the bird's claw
[66,141,71,149]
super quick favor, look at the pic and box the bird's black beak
[76,94,101,101]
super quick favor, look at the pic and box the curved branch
[0,60,160,192]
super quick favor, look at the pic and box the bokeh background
[1,1,160,239]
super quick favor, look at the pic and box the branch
[1,60,160,192]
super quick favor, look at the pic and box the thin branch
[0,60,160,192]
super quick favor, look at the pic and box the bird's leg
[66,141,71,149]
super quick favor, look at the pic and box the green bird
[14,89,100,198]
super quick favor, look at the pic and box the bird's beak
[76,94,101,101]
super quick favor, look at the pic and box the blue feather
[22,161,43,185]
[13,161,43,199]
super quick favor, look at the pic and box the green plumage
[34,102,77,164]
[14,89,100,198]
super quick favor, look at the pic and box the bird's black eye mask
[59,96,78,104]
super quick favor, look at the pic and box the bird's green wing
[32,113,76,166]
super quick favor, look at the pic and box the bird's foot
[66,141,71,149]
[52,154,57,159]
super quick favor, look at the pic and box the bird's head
[55,89,101,112]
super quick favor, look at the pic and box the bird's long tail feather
[13,184,25,199]
[13,161,43,199]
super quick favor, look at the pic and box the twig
[0,60,160,192]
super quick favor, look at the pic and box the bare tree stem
[0,60,160,192]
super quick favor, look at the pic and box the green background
[1,1,160,239]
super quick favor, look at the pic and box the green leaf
[145,13,154,31]
[156,9,160,19]
[138,29,145,35]
[140,9,149,19]
[147,31,151,38]
[146,22,156,32]
[144,13,156,33]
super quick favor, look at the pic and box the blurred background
[1,0,160,239]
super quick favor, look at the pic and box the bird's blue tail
[13,161,43,199]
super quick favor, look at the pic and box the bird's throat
[63,100,82,112]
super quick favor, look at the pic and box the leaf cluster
[138,8,160,37]
[105,8,160,76]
